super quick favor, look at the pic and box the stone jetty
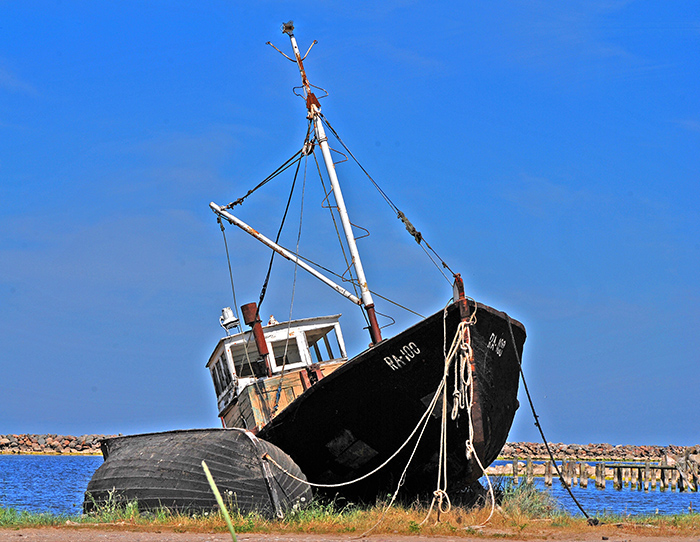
[0,434,115,455]
[2,436,697,460]
[500,442,695,462]
[488,442,700,483]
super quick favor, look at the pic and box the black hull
[83,428,311,517]
[258,301,525,502]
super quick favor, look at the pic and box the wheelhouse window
[271,339,303,368]
[306,326,343,363]
[228,340,268,378]
[211,351,233,396]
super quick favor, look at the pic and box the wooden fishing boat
[207,22,527,504]
[83,428,311,517]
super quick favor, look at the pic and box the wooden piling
[512,459,519,484]
[660,457,667,491]
[580,463,588,488]
[526,458,533,484]
[545,460,553,487]
[671,467,677,491]
[562,461,571,488]
[614,467,622,490]
[644,462,651,491]
[593,463,599,488]
[631,466,638,489]
[597,462,606,489]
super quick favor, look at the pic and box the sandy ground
[1,527,699,542]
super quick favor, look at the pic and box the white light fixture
[220,307,240,335]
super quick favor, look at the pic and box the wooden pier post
[580,463,588,488]
[562,461,571,488]
[593,463,599,488]
[650,463,657,491]
[614,467,622,490]
[660,457,668,491]
[526,458,533,484]
[677,462,688,491]
[631,466,638,489]
[671,467,678,491]
[644,462,651,491]
[598,462,606,489]
[512,459,519,484]
[568,461,575,487]
[637,467,644,490]
[545,460,553,487]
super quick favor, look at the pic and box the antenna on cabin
[220,307,240,335]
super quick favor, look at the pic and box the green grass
[498,479,563,519]
[2,485,699,538]
[0,507,67,527]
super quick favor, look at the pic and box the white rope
[265,304,496,528]
[420,318,470,525]
[363,318,470,537]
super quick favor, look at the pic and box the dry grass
[3,483,700,539]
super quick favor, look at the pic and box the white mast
[282,22,383,345]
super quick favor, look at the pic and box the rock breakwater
[3,435,697,460]
[0,434,115,455]
[501,442,697,461]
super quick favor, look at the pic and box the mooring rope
[264,313,486,535]
[417,303,497,528]
[361,316,472,537]
[506,317,597,525]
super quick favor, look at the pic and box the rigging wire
[218,217,240,319]
[222,149,305,210]
[506,317,598,525]
[256,125,313,314]
[319,113,454,283]
[218,217,268,413]
[272,151,308,414]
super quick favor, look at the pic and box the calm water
[1,455,698,517]
[525,477,699,517]
[488,461,700,517]
[0,455,103,516]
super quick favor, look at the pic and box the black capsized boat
[83,428,311,517]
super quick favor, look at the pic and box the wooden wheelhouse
[207,312,348,432]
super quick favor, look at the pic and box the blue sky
[1,2,698,447]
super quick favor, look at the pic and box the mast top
[274,23,382,345]
[267,22,321,117]
[281,20,295,36]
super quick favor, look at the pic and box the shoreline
[2,434,697,460]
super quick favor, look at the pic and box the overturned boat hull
[83,428,311,517]
[258,300,525,502]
